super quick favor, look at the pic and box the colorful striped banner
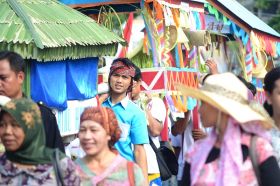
[245,40,253,81]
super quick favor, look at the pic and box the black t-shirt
[38,103,65,153]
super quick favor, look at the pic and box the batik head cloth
[109,61,135,78]
[80,106,121,148]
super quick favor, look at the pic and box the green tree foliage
[268,14,280,33]
[255,0,270,9]
[254,0,280,33]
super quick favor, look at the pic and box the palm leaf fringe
[0,0,125,60]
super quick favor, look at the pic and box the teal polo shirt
[102,96,149,161]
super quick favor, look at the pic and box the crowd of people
[0,51,279,186]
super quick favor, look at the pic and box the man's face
[267,79,280,117]
[0,59,24,99]
[198,101,219,128]
[109,73,132,95]
[131,79,142,99]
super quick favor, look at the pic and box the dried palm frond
[0,0,125,61]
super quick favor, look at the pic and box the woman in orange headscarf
[75,106,145,186]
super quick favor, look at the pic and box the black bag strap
[249,135,262,186]
[181,131,184,162]
[149,137,159,153]
[51,149,65,186]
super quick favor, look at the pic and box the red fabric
[98,74,103,84]
[164,0,181,5]
[140,70,197,91]
[140,71,165,91]
[168,52,176,67]
[184,49,189,67]
[109,61,135,77]
[118,13,134,58]
[199,12,206,29]
[264,38,273,55]
[96,95,100,106]
[255,90,266,104]
[160,96,169,141]
[254,30,280,43]
[192,105,199,129]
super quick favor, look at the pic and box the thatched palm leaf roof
[0,0,125,61]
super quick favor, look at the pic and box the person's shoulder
[59,156,76,169]
[151,96,164,103]
[127,99,143,111]
[0,153,7,163]
[74,157,84,165]
[117,155,139,169]
[37,101,55,115]
[129,102,146,117]
[0,154,12,170]
[149,97,165,107]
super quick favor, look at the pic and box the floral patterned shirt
[75,154,145,186]
[0,154,80,185]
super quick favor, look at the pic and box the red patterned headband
[109,61,135,77]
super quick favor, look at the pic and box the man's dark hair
[112,58,134,68]
[263,67,280,117]
[0,51,25,73]
[133,64,142,82]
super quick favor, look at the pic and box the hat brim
[176,83,272,128]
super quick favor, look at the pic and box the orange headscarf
[80,107,121,148]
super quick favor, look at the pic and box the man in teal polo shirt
[102,58,149,183]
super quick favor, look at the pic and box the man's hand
[146,109,163,137]
[206,59,218,74]
[171,111,191,136]
[192,129,207,141]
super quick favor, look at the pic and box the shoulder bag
[249,135,262,186]
[149,137,178,181]
[51,149,65,186]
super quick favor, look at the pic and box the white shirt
[143,97,166,174]
[171,120,194,180]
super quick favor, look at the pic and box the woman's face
[78,120,110,156]
[199,101,219,128]
[267,79,280,117]
[0,112,25,151]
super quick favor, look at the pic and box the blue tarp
[31,58,98,110]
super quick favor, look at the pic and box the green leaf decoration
[0,0,125,61]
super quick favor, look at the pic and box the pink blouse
[194,133,274,186]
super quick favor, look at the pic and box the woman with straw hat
[176,73,280,186]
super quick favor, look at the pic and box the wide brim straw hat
[176,72,273,129]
